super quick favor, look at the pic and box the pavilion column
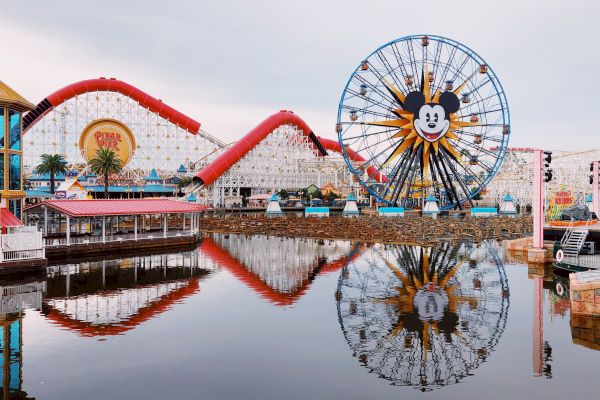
[134,215,138,241]
[116,216,119,234]
[66,215,71,246]
[189,213,193,235]
[163,214,167,238]
[102,217,106,243]
[43,206,48,235]
[182,214,186,231]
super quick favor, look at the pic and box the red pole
[532,276,543,377]
[533,150,544,249]
[592,161,599,216]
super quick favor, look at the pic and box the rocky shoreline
[200,214,533,245]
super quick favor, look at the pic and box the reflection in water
[336,241,510,391]
[42,251,214,336]
[0,277,46,399]
[0,235,598,399]
[202,234,361,306]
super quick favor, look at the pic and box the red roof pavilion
[25,199,208,217]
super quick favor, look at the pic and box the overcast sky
[1,0,597,149]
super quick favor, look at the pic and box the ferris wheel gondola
[337,35,510,209]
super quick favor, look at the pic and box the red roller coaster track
[24,78,386,184]
[194,110,386,186]
[23,78,201,134]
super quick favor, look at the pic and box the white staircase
[561,228,588,257]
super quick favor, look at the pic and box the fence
[0,230,45,263]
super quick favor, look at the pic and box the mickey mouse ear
[439,91,460,113]
[404,91,425,113]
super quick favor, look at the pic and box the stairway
[561,228,588,257]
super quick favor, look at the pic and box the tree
[88,148,123,198]
[277,189,289,199]
[35,154,67,194]
[177,176,194,190]
[325,192,339,201]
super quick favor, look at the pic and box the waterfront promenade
[200,214,533,245]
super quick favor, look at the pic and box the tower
[0,81,34,219]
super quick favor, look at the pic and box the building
[0,81,34,219]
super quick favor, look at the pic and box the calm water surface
[1,234,598,399]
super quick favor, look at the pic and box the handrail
[560,218,575,246]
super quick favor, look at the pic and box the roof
[269,194,280,201]
[23,78,200,134]
[56,179,87,192]
[346,193,357,201]
[29,172,66,181]
[145,168,162,181]
[177,164,188,173]
[249,193,271,200]
[586,194,593,202]
[25,189,53,198]
[502,194,514,201]
[425,194,438,202]
[0,81,34,111]
[0,208,23,227]
[186,193,198,202]
[26,199,208,217]
[84,185,174,193]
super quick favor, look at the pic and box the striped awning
[25,199,208,217]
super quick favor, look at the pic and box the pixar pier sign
[79,119,136,166]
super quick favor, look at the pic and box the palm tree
[35,154,67,194]
[88,148,123,198]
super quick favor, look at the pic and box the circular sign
[79,119,136,166]
[556,249,565,262]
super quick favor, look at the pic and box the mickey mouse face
[415,105,450,142]
[404,91,460,143]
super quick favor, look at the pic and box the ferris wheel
[337,34,510,209]
[336,242,509,390]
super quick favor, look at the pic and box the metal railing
[44,229,199,247]
[0,230,45,262]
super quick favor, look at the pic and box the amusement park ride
[337,35,510,209]
[20,34,515,209]
[16,34,593,213]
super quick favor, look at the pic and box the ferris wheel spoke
[375,51,405,94]
[432,151,460,207]
[342,128,396,143]
[390,44,413,93]
[440,150,475,206]
[353,73,398,107]
[357,134,396,156]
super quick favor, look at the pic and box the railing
[0,230,45,263]
[560,218,575,247]
[44,229,199,247]
[562,255,600,270]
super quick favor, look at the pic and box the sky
[1,0,598,149]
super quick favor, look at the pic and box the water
[1,234,598,399]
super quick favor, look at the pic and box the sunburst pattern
[367,66,479,178]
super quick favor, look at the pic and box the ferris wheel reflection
[336,241,510,391]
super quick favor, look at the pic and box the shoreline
[200,214,533,246]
